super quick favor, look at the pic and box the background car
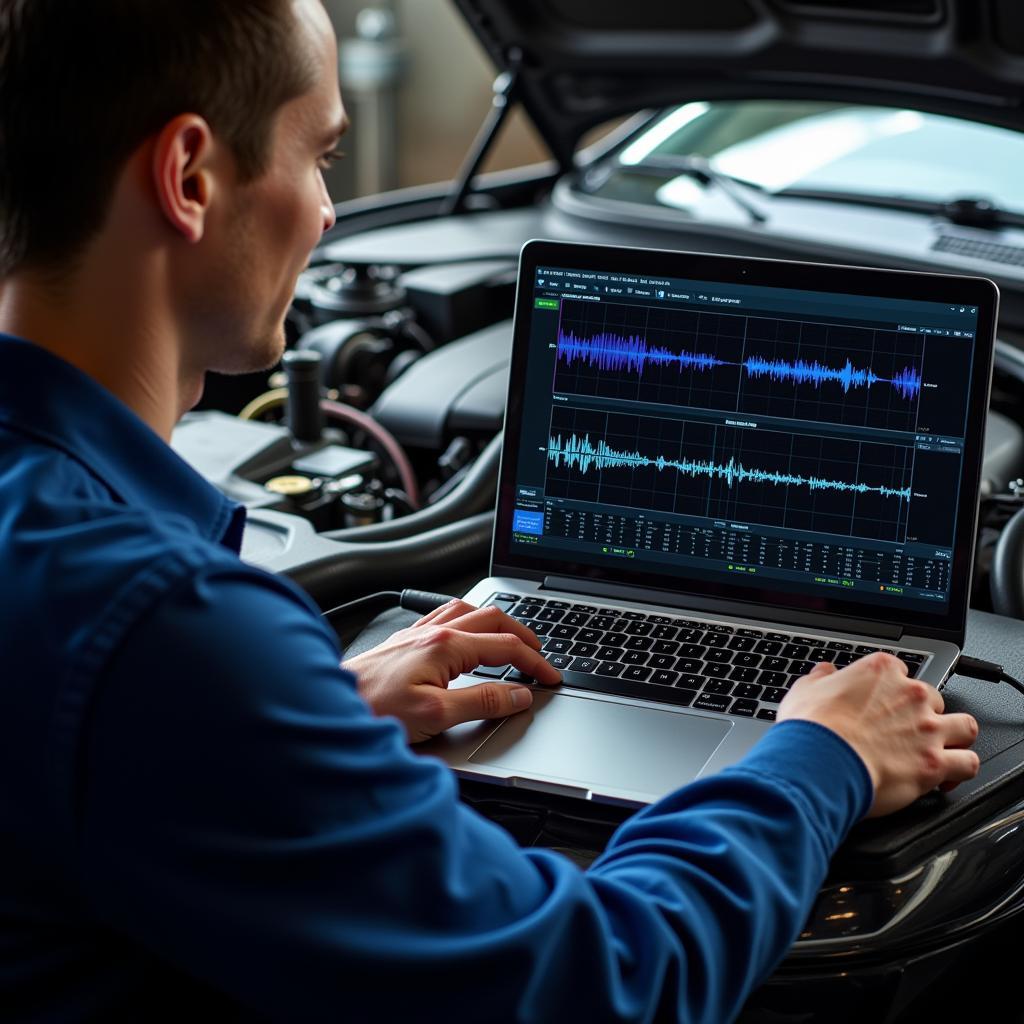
[172,3,1024,1020]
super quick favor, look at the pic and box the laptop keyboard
[471,593,929,722]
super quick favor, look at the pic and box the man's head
[0,0,344,390]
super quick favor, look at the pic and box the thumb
[441,681,534,729]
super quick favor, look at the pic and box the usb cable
[953,655,1024,699]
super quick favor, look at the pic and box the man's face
[195,0,345,377]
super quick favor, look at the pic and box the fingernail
[510,686,533,708]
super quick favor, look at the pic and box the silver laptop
[424,239,998,808]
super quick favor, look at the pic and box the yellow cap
[265,475,314,496]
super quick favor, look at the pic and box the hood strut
[441,67,520,215]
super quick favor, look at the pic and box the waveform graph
[737,317,925,433]
[544,406,914,543]
[552,298,745,412]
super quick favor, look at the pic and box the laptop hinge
[541,575,904,641]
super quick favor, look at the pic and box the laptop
[423,239,998,808]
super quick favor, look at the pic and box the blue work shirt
[0,334,872,1023]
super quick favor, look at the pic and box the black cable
[322,588,457,624]
[953,655,1024,700]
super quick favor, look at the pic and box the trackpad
[468,693,732,799]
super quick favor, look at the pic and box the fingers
[414,598,475,627]
[439,681,535,731]
[416,601,543,651]
[937,747,981,785]
[940,711,979,749]
[459,631,562,686]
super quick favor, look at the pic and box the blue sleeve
[78,563,871,1024]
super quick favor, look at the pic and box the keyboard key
[904,662,922,678]
[677,628,706,643]
[562,612,589,627]
[597,607,620,616]
[650,669,679,686]
[703,679,733,695]
[550,624,579,640]
[650,625,679,640]
[652,640,680,656]
[762,687,787,704]
[568,642,598,657]
[856,644,880,655]
[732,682,763,700]
[472,664,509,678]
[727,636,756,652]
[786,674,804,688]
[827,640,853,651]
[901,652,926,664]
[676,658,705,675]
[678,643,706,658]
[604,632,628,647]
[702,632,729,648]
[621,650,649,665]
[761,656,788,672]
[537,608,566,622]
[757,708,777,722]
[621,610,645,620]
[610,619,630,632]
[794,636,820,646]
[765,632,789,641]
[587,615,616,631]
[622,665,652,681]
[808,648,832,662]
[782,644,810,659]
[646,614,673,624]
[546,654,573,671]
[729,699,758,718]
[624,636,654,651]
[676,674,703,689]
[568,657,599,674]
[737,628,764,638]
[596,661,624,677]
[708,623,734,633]
[571,603,596,613]
[694,692,732,713]
[512,605,541,620]
[648,654,677,671]
[704,663,732,678]
[577,628,602,644]
[557,671,696,708]
[754,639,783,655]
[789,660,816,675]
[543,638,573,655]
[596,646,623,661]
[625,621,654,636]
[525,620,553,636]
[833,652,858,667]
[731,652,762,669]
[729,667,761,684]
[495,593,521,602]
[705,648,733,664]
[505,668,533,683]
[546,600,570,609]
[758,672,788,688]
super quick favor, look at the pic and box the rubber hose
[288,512,494,611]
[991,506,1024,618]
[323,432,503,543]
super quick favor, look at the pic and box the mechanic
[0,2,980,1022]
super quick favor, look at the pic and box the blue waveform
[556,328,922,399]
[743,355,922,399]
[548,432,911,500]
[556,329,725,375]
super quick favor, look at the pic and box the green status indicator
[535,298,559,310]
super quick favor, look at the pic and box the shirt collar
[0,335,245,552]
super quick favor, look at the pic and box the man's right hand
[777,653,980,817]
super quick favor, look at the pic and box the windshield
[594,101,1024,216]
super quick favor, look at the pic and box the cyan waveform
[556,328,922,399]
[547,432,911,500]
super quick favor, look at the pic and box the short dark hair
[0,0,316,277]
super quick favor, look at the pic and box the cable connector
[954,655,1024,699]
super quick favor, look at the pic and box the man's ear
[151,114,217,244]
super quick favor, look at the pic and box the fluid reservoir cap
[265,475,315,496]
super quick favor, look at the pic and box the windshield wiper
[775,189,1024,230]
[607,154,769,225]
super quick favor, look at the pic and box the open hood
[452,0,1024,168]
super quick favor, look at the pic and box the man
[0,2,979,1021]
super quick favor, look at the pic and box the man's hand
[343,599,562,743]
[778,653,980,817]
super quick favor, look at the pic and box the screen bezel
[491,239,998,644]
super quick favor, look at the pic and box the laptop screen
[494,241,997,636]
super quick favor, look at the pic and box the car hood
[453,0,1024,168]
